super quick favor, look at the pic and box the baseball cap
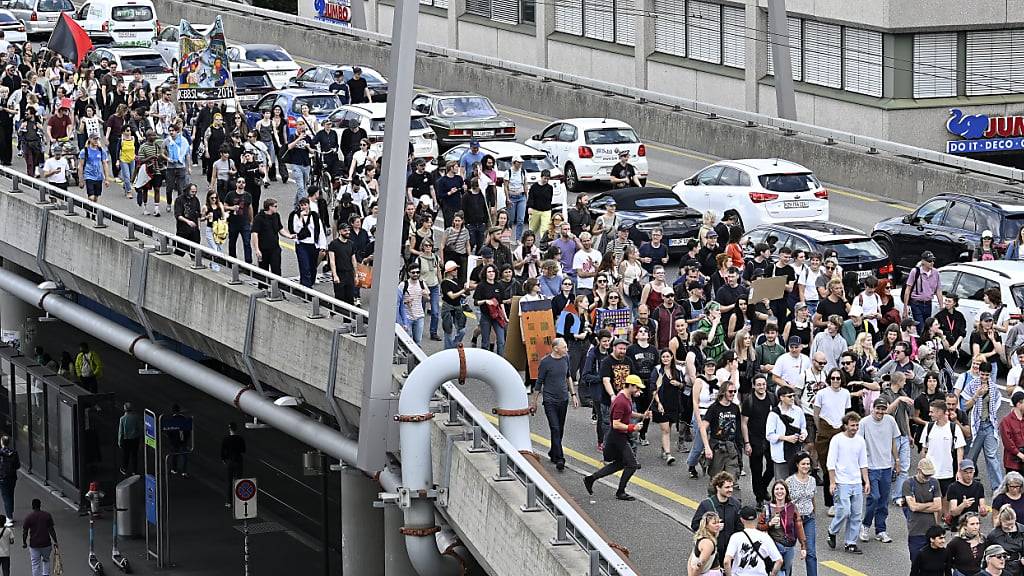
[479,246,495,258]
[983,229,994,239]
[980,311,994,322]
[618,150,629,158]
[469,139,480,147]
[872,397,888,409]
[617,222,631,231]
[787,336,801,347]
[624,374,645,389]
[444,260,459,273]
[337,222,351,231]
[512,156,523,163]
[613,337,630,347]
[959,458,976,471]
[918,458,936,476]
[921,250,936,262]
[606,198,617,206]
[706,229,718,238]
[739,506,758,521]
[984,544,1008,559]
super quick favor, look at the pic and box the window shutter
[434,0,449,8]
[767,16,801,81]
[965,30,1024,96]
[843,28,882,97]
[803,20,841,88]
[653,0,685,57]
[466,0,490,17]
[616,0,636,46]
[687,1,721,64]
[555,0,582,35]
[913,33,957,98]
[583,0,614,42]
[722,5,745,69]
[491,0,519,24]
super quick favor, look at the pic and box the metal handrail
[183,0,1024,184]
[2,167,634,575]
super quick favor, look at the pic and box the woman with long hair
[688,511,723,576]
[732,329,756,396]
[550,275,575,318]
[590,273,611,310]
[620,244,646,313]
[640,265,670,313]
[1005,227,1024,260]
[724,226,744,268]
[947,512,984,576]
[441,211,471,285]
[473,264,506,355]
[850,332,879,377]
[698,211,716,244]
[513,230,541,282]
[562,294,592,387]
[270,105,289,183]
[687,352,717,479]
[727,298,751,341]
[786,453,818,576]
[493,209,513,246]
[708,253,731,295]
[875,278,901,329]
[782,302,813,354]
[200,189,225,272]
[875,324,902,365]
[650,348,684,464]
[254,109,279,181]
[760,480,806,576]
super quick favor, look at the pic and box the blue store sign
[946,108,1024,155]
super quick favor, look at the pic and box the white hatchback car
[84,46,171,88]
[673,158,829,231]
[931,260,1024,354]
[226,44,300,90]
[326,103,438,162]
[524,118,648,192]
[0,10,27,44]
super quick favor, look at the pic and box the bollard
[10,174,19,193]
[65,198,76,216]
[191,249,206,270]
[228,263,242,285]
[267,279,283,301]
[468,425,487,453]
[444,400,461,426]
[550,515,573,546]
[590,550,601,575]
[94,210,107,229]
[492,453,514,482]
[156,234,171,255]
[308,296,324,319]
[520,481,542,512]
[124,222,138,242]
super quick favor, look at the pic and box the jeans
[29,545,51,576]
[508,193,526,240]
[596,403,610,446]
[829,483,865,546]
[409,316,424,345]
[228,222,253,263]
[467,222,487,253]
[296,243,319,288]
[0,478,14,520]
[802,514,818,576]
[262,139,278,176]
[544,400,569,465]
[427,284,441,337]
[967,421,1005,491]
[892,436,911,503]
[909,300,931,334]
[203,226,223,272]
[119,160,135,195]
[289,164,310,208]
[776,542,796,576]
[863,467,892,534]
[687,412,704,468]
[479,312,506,355]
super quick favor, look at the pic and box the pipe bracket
[395,412,434,422]
[399,526,440,537]
[232,387,250,410]
[456,343,467,385]
[492,407,534,417]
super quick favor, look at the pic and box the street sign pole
[243,518,250,576]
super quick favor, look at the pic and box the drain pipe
[395,347,532,576]
[0,266,360,464]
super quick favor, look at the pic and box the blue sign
[947,109,989,139]
[945,108,1024,155]
[145,474,157,525]
[313,0,351,25]
[946,137,1024,155]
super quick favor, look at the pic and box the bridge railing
[2,167,635,576]
[188,0,1024,184]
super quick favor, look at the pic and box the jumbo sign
[313,0,351,25]
[945,108,1024,154]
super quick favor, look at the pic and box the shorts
[85,179,103,197]
[652,409,679,424]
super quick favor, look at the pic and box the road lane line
[821,561,868,576]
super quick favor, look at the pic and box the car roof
[942,260,1024,281]
[271,88,334,97]
[926,192,1024,213]
[317,64,382,73]
[237,44,288,51]
[718,158,812,174]
[459,141,545,157]
[593,186,679,202]
[760,221,869,240]
[342,103,423,119]
[229,60,264,72]
[554,118,635,130]
[103,47,162,57]
[419,91,486,98]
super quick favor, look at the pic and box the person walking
[826,411,870,555]
[220,422,246,508]
[689,511,723,576]
[77,133,112,203]
[908,525,949,576]
[22,498,56,576]
[583,374,649,501]
[0,438,17,527]
[327,222,357,305]
[692,471,743,567]
[723,506,783,576]
[701,378,742,487]
[530,338,578,472]
[74,342,102,393]
[251,199,293,275]
[117,403,141,476]
[978,544,1009,576]
[904,458,943,563]
[0,514,13,576]
[857,397,900,544]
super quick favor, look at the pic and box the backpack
[0,449,19,479]
[923,420,962,472]
[79,352,94,378]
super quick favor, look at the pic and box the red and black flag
[47,13,93,67]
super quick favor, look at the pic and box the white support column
[634,0,655,90]
[744,0,762,113]
[366,0,379,32]
[448,0,465,49]
[341,467,385,575]
[536,0,553,68]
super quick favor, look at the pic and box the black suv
[741,221,893,280]
[872,192,1024,275]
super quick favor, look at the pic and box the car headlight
[634,222,658,232]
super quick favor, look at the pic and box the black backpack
[0,450,20,479]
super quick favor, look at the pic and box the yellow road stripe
[280,240,295,252]
[821,561,868,576]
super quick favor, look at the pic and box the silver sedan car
[1,0,74,37]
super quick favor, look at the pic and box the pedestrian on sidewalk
[164,404,192,478]
[0,514,13,576]
[826,411,869,555]
[73,342,102,393]
[117,403,141,476]
[583,374,649,501]
[220,422,246,508]
[22,498,57,576]
[529,338,578,472]
[0,438,18,528]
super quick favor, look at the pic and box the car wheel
[564,163,580,192]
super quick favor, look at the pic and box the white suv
[524,118,647,192]
[933,261,1024,353]
[672,159,829,231]
[326,103,438,162]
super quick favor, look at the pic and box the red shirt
[1000,410,1024,471]
[609,391,634,436]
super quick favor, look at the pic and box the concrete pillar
[535,0,553,68]
[883,34,914,99]
[633,0,655,90]
[341,467,385,576]
[447,0,465,49]
[384,504,418,576]
[0,261,38,354]
[365,0,379,32]
[744,0,766,113]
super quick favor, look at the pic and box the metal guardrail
[1,167,634,576]
[184,0,1024,185]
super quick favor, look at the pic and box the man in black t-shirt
[526,170,554,237]
[224,178,254,263]
[741,375,777,505]
[346,67,372,104]
[609,151,641,188]
[598,339,632,450]
[944,459,988,529]
[702,381,742,486]
[251,199,291,274]
[406,159,435,208]
[327,70,351,104]
[328,223,357,304]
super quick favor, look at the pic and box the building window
[687,1,721,64]
[914,33,957,98]
[767,16,802,81]
[554,0,637,44]
[803,20,841,89]
[615,0,636,47]
[553,0,582,35]
[843,28,882,97]
[722,5,745,69]
[466,0,490,18]
[966,30,1024,96]
[466,0,521,24]
[421,0,448,8]
[653,0,686,57]
[520,0,534,23]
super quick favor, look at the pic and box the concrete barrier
[157,0,1021,204]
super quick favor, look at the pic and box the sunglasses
[830,376,843,381]
[840,360,854,365]
[726,390,737,395]
[608,296,620,300]
[782,393,795,398]
[993,554,1010,560]
[597,279,608,284]
[825,265,836,270]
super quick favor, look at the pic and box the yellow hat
[624,375,644,389]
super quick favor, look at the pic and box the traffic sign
[233,478,258,520]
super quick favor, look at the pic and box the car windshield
[584,128,639,145]
[38,0,73,11]
[112,6,153,20]
[758,172,820,192]
[246,48,292,62]
[1002,214,1024,240]
[629,195,685,209]
[292,95,343,114]
[0,12,14,22]
[233,72,272,89]
[120,54,166,72]
[341,68,386,84]
[436,97,496,118]
[496,155,554,173]
[368,117,429,132]
[1012,285,1024,308]
[820,239,887,260]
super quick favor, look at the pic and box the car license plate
[784,201,809,209]
[473,130,494,138]
[47,16,57,22]
[239,94,257,102]
[121,31,137,37]
[669,238,686,247]
[855,269,873,279]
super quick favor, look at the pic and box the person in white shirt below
[826,412,870,555]
[855,276,883,331]
[40,149,68,190]
[815,367,852,516]
[857,397,901,544]
[724,505,784,576]
[919,398,966,517]
[772,336,811,392]
[572,232,602,297]
[766,385,807,481]
[792,349,826,480]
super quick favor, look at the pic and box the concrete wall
[546,38,635,86]
[377,3,450,46]
[764,0,1024,30]
[158,0,1022,202]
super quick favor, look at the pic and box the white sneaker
[827,506,836,517]
[859,526,870,542]
[4,519,12,527]
[876,532,893,543]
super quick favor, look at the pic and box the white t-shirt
[771,353,810,390]
[919,420,966,480]
[725,528,783,576]
[826,433,868,485]
[41,157,67,183]
[857,291,882,329]
[797,367,827,416]
[813,386,851,428]
[572,248,601,291]
[799,267,823,302]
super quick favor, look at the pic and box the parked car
[328,102,437,160]
[2,0,74,37]
[84,45,171,88]
[229,60,274,110]
[673,159,829,232]
[287,64,388,102]
[742,221,893,281]
[75,0,157,47]
[430,141,567,217]
[226,43,300,89]
[872,191,1024,276]
[152,22,210,68]
[934,260,1024,353]
[588,187,702,254]
[244,89,344,138]
[411,91,515,151]
[524,117,648,192]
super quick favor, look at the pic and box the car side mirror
[683,177,696,186]
[959,251,971,263]
[530,134,541,141]
[902,214,916,224]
